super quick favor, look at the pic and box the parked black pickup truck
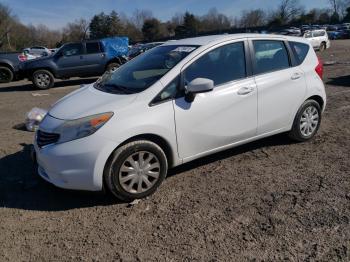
[0,52,22,83]
[20,37,129,89]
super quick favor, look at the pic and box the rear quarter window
[289,41,310,65]
[86,42,100,54]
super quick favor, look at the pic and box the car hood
[49,84,137,120]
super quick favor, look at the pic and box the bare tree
[171,12,185,27]
[132,9,153,30]
[0,4,13,49]
[275,0,304,23]
[329,0,350,18]
[329,0,340,14]
[61,19,89,42]
[201,8,231,31]
[239,9,267,28]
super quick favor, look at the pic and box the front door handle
[291,73,302,80]
[237,86,254,95]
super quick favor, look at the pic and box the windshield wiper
[102,84,135,94]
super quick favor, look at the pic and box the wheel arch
[307,95,324,110]
[0,62,14,72]
[120,134,174,168]
[31,67,57,78]
[102,133,176,193]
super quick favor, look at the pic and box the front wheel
[32,70,54,89]
[104,140,168,202]
[289,100,322,142]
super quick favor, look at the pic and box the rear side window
[313,31,325,37]
[289,41,310,65]
[184,42,246,87]
[86,42,100,54]
[253,40,290,75]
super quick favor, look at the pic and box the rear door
[81,42,107,76]
[251,39,307,135]
[304,32,318,48]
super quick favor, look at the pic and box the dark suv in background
[19,37,129,89]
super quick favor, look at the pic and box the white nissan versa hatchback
[34,34,326,201]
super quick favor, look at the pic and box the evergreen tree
[142,18,161,41]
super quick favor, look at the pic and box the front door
[55,43,85,77]
[173,41,258,159]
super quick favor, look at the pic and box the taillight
[18,54,27,62]
[315,57,324,79]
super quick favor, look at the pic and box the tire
[106,62,120,73]
[0,66,14,83]
[288,100,322,142]
[104,140,168,202]
[319,42,326,52]
[32,69,54,89]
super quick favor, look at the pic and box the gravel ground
[0,40,349,261]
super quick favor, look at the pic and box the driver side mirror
[185,78,214,102]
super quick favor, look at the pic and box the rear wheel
[104,140,168,202]
[32,70,54,89]
[289,100,322,142]
[319,42,326,52]
[0,66,14,83]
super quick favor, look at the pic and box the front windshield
[95,45,198,94]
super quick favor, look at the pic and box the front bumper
[34,133,119,191]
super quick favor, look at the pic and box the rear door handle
[291,73,302,80]
[237,86,254,95]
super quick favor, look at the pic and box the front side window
[304,32,312,38]
[60,43,83,57]
[184,42,246,87]
[95,45,198,94]
[253,40,290,75]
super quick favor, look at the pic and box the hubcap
[300,106,319,137]
[118,151,160,194]
[35,73,50,87]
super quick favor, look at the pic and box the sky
[1,0,331,30]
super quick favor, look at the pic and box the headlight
[54,112,113,144]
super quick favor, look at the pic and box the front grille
[37,130,60,147]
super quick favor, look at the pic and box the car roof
[163,33,309,47]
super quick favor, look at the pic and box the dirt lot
[0,40,350,261]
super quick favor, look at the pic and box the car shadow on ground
[167,133,293,177]
[0,134,294,212]
[326,75,350,87]
[0,78,98,92]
